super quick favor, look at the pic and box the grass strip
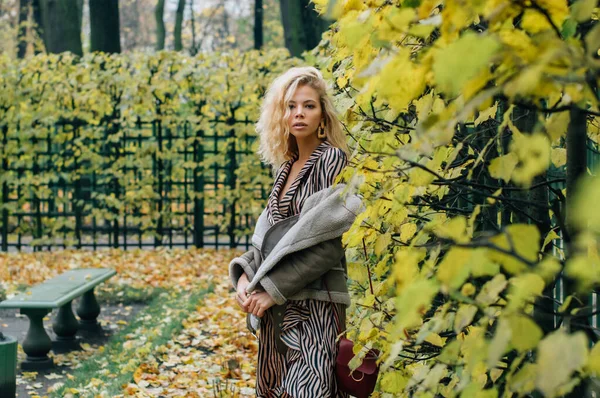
[50,285,213,397]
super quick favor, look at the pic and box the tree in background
[17,0,43,58]
[279,0,328,57]
[119,0,155,52]
[39,0,83,56]
[89,0,121,53]
[155,0,166,50]
[2,0,284,55]
[174,0,185,51]
[254,0,263,50]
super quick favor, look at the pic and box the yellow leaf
[522,0,569,34]
[410,167,436,186]
[400,223,418,242]
[551,147,567,167]
[506,273,545,312]
[375,49,427,112]
[379,370,408,393]
[488,317,512,368]
[546,111,570,143]
[461,282,476,296]
[508,363,537,395]
[474,102,498,126]
[393,249,426,293]
[536,330,588,397]
[510,133,551,186]
[395,279,439,331]
[488,153,519,183]
[454,304,478,333]
[375,232,392,255]
[432,216,469,243]
[572,0,597,22]
[535,256,562,283]
[433,32,500,95]
[489,225,541,274]
[569,170,600,233]
[424,332,444,347]
[476,274,507,306]
[542,230,560,251]
[586,341,600,376]
[507,314,543,352]
[437,247,472,291]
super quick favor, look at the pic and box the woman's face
[287,85,323,139]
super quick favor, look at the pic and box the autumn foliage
[307,0,600,396]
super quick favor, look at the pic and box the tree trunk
[564,106,590,396]
[39,0,83,56]
[17,0,31,58]
[89,0,121,53]
[279,0,328,57]
[299,0,328,49]
[189,0,197,55]
[174,0,185,51]
[155,0,166,50]
[32,0,43,54]
[279,0,305,57]
[254,0,263,50]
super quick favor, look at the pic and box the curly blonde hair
[256,66,349,172]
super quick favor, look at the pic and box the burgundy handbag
[325,280,380,398]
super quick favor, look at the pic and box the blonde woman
[229,66,362,397]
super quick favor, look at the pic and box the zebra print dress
[257,140,349,398]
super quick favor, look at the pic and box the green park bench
[0,268,116,370]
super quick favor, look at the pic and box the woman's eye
[288,104,295,109]
[307,105,315,109]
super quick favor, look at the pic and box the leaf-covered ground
[0,248,256,397]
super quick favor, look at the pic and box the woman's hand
[236,273,250,312]
[243,292,276,318]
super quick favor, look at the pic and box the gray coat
[229,183,364,336]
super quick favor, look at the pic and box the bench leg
[20,308,53,371]
[52,301,80,352]
[77,289,102,332]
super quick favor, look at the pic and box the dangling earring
[317,121,326,139]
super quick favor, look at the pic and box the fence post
[32,136,42,251]
[1,126,8,252]
[193,128,204,248]
[154,119,164,246]
[73,124,82,249]
[227,126,237,249]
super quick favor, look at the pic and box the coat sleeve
[228,248,259,290]
[257,237,345,305]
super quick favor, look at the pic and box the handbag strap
[323,278,343,336]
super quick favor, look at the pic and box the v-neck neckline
[269,141,331,220]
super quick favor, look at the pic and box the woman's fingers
[256,306,265,318]
[237,291,249,310]
[244,295,257,314]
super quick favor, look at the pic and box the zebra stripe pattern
[257,140,349,397]
[267,140,348,225]
[256,300,348,398]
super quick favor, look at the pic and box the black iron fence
[0,118,272,252]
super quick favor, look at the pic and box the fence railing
[0,118,272,252]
